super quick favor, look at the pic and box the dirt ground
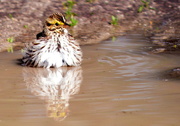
[0,0,179,77]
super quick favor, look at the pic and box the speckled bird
[22,13,82,68]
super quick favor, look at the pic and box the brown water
[0,34,180,126]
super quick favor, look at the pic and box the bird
[22,13,82,68]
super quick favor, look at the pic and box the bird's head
[44,13,70,35]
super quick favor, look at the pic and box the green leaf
[8,14,13,19]
[144,2,149,7]
[70,17,78,26]
[63,0,76,10]
[23,25,28,28]
[111,15,118,25]
[7,37,14,43]
[138,5,144,13]
[141,0,146,4]
[112,16,115,21]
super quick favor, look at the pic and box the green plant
[7,37,14,43]
[8,14,13,19]
[70,17,78,26]
[63,0,78,27]
[111,15,118,26]
[138,0,155,13]
[7,37,14,52]
[63,0,76,10]
[23,25,28,28]
[65,9,77,19]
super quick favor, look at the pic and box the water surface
[0,34,180,126]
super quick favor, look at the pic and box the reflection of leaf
[7,46,14,53]
[138,5,144,13]
[112,36,116,41]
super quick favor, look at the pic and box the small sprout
[70,17,78,26]
[7,37,14,43]
[8,14,13,19]
[111,15,118,26]
[63,0,76,10]
[63,0,78,27]
[65,9,76,19]
[141,0,149,7]
[23,25,28,28]
[138,5,144,13]
[138,0,156,13]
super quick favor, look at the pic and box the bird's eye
[46,22,52,26]
[55,22,59,26]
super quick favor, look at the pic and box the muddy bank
[148,0,180,54]
[0,0,179,49]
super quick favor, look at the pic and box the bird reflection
[22,67,83,121]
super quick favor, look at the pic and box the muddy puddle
[0,34,180,126]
